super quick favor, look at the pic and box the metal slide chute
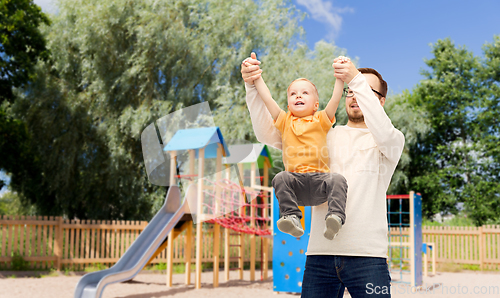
[74,184,196,298]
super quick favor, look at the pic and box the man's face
[345,73,386,123]
[287,80,319,118]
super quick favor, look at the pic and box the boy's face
[287,80,319,118]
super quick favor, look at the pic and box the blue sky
[293,0,500,94]
[33,0,500,95]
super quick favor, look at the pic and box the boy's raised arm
[253,77,281,121]
[325,78,343,122]
[325,57,350,122]
[242,53,283,149]
[243,53,281,121]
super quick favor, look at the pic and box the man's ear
[380,97,386,107]
[314,101,319,111]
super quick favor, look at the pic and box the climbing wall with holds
[272,192,311,294]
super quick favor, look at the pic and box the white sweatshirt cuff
[245,82,256,90]
[347,71,363,87]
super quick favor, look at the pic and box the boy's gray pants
[272,171,347,224]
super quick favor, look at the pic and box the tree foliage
[407,37,500,225]
[0,0,50,208]
[0,190,35,215]
[8,0,352,219]
[384,90,430,195]
[0,0,50,104]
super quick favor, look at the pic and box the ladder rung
[229,244,241,247]
[229,233,241,236]
[229,257,241,260]
[229,268,241,271]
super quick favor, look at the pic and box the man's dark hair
[358,68,387,98]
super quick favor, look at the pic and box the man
[241,53,404,298]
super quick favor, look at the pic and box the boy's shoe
[324,214,342,240]
[277,215,304,237]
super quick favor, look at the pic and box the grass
[84,263,108,273]
[145,261,273,274]
[437,262,462,273]
[423,212,475,227]
[39,269,60,278]
[9,251,30,271]
[146,263,194,274]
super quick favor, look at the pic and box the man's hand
[241,52,262,85]
[332,59,359,84]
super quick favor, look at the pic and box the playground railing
[0,215,272,271]
[390,225,500,271]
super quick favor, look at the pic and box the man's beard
[347,110,364,123]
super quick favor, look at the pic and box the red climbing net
[200,178,272,236]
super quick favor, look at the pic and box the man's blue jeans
[301,255,392,298]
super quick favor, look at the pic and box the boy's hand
[333,56,350,65]
[332,57,359,85]
[241,52,262,85]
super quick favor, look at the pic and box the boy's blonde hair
[287,78,319,101]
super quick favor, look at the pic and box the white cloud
[296,0,354,40]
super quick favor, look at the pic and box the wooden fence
[423,225,500,270]
[389,225,500,270]
[0,215,270,271]
[1,215,499,271]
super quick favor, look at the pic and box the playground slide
[74,185,195,298]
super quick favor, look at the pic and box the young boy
[243,55,349,240]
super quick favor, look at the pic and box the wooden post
[249,162,256,281]
[409,191,415,289]
[185,149,195,285]
[224,227,230,281]
[213,223,220,287]
[239,233,244,280]
[185,222,192,285]
[237,164,245,280]
[196,147,205,289]
[54,216,63,271]
[224,166,231,281]
[215,145,222,216]
[430,242,436,276]
[189,149,196,180]
[423,244,428,277]
[213,145,222,287]
[479,226,484,271]
[262,161,269,279]
[166,229,175,286]
[251,161,257,188]
[166,151,177,287]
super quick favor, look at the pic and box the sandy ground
[0,270,499,298]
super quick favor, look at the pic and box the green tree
[384,90,430,195]
[0,190,35,215]
[0,0,50,214]
[407,37,500,225]
[9,0,352,219]
[0,0,50,104]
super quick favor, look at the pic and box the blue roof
[163,127,229,159]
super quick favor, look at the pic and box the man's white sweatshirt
[245,73,405,258]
